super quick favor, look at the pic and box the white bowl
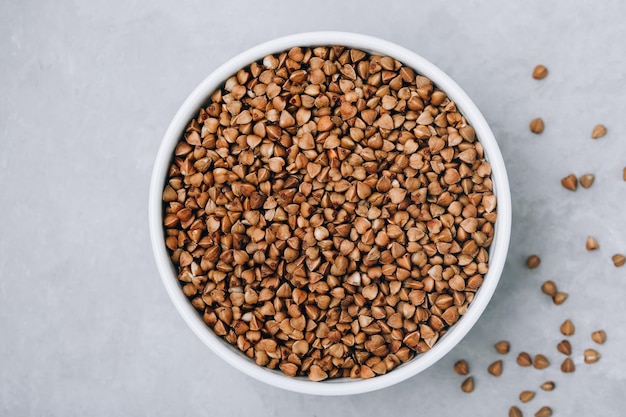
[149,31,512,396]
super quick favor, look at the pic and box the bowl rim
[149,31,512,396]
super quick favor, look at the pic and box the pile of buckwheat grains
[452,64,615,417]
[162,45,498,381]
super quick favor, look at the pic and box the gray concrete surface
[1,0,625,415]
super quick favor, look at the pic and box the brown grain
[541,280,557,297]
[535,406,552,417]
[488,360,503,376]
[561,357,575,373]
[532,65,548,80]
[461,376,474,393]
[561,174,577,191]
[495,340,510,354]
[584,349,600,364]
[557,340,572,355]
[162,45,497,380]
[579,173,595,189]
[527,255,541,269]
[553,292,568,305]
[520,390,535,403]
[591,330,606,345]
[586,236,599,251]
[530,118,545,134]
[560,319,575,336]
[517,352,532,367]
[454,359,469,376]
[591,124,607,139]
[533,354,550,369]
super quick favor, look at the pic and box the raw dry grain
[561,357,575,373]
[495,340,510,354]
[532,65,548,80]
[535,406,552,417]
[488,360,503,376]
[579,174,595,189]
[584,349,600,364]
[591,330,606,345]
[540,381,555,391]
[162,45,497,380]
[586,236,599,251]
[557,340,571,355]
[461,376,474,393]
[526,255,541,269]
[454,359,469,376]
[561,174,577,191]
[591,124,607,139]
[529,118,544,134]
[560,319,575,336]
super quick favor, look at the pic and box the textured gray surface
[1,0,625,415]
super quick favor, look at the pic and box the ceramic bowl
[149,31,511,396]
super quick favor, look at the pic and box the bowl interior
[149,31,512,396]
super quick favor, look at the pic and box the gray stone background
[1,0,625,415]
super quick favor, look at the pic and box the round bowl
[149,31,512,396]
